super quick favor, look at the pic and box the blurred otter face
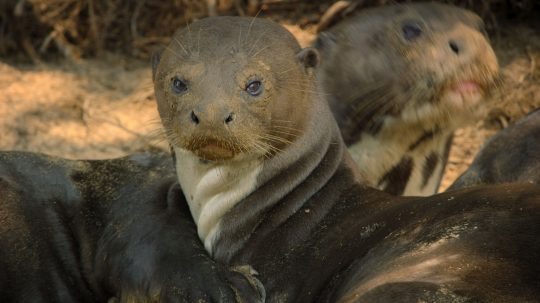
[393,5,500,122]
[317,2,501,128]
[153,17,317,162]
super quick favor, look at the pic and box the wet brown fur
[153,16,317,162]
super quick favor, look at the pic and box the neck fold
[210,94,347,261]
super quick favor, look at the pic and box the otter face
[156,54,275,162]
[317,3,500,130]
[392,5,500,123]
[153,17,319,162]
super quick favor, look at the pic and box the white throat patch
[174,147,263,253]
[347,113,451,196]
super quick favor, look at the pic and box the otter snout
[189,105,236,127]
[448,39,460,54]
[442,23,498,72]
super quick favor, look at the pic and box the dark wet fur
[377,156,414,195]
[329,84,403,145]
[450,108,540,190]
[0,151,263,302]
[421,152,440,188]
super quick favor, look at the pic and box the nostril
[224,113,235,124]
[190,111,200,124]
[449,40,460,54]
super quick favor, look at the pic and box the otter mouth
[443,79,487,108]
[440,61,501,106]
[450,80,483,95]
[186,138,240,161]
[197,143,234,161]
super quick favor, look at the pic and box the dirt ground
[0,18,538,192]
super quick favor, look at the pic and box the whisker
[173,37,189,56]
[264,134,291,143]
[244,8,263,44]
[250,45,270,58]
[248,29,271,57]
[255,133,291,148]
[186,20,193,54]
[237,26,243,49]
[271,125,303,133]
[165,45,186,61]
[269,131,301,140]
[263,133,294,143]
[197,27,202,56]
[254,141,277,157]
[250,140,272,159]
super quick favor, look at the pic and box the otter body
[449,108,540,190]
[0,9,536,303]
[0,152,262,302]
[315,3,500,195]
[153,16,540,302]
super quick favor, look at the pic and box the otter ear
[296,47,320,71]
[151,49,162,82]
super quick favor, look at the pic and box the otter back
[449,108,540,189]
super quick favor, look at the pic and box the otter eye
[402,22,422,41]
[171,77,188,95]
[245,80,263,97]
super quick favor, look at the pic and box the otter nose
[224,112,235,124]
[190,110,200,124]
[449,39,460,55]
[189,108,235,126]
[441,24,498,75]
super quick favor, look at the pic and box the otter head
[316,3,500,137]
[153,16,319,163]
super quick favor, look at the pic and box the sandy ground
[0,20,538,191]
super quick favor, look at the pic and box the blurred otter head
[315,2,501,196]
[316,2,500,144]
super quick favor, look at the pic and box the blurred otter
[315,2,500,195]
[0,151,264,302]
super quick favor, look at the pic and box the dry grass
[0,0,538,187]
[1,0,537,60]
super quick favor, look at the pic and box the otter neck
[343,108,454,196]
[208,94,347,261]
[174,148,263,252]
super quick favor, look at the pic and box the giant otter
[152,16,540,302]
[315,3,500,195]
[0,151,263,302]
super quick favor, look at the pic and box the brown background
[0,0,538,190]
